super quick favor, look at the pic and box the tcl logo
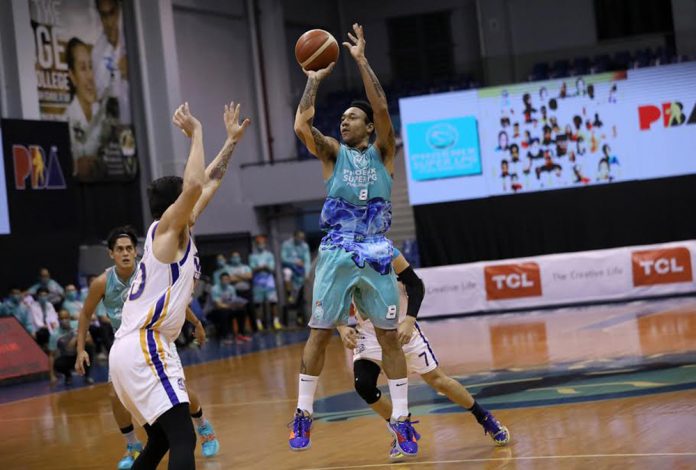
[638,101,696,130]
[484,263,542,300]
[632,248,693,286]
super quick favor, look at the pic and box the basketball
[295,29,339,71]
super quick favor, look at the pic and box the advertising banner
[400,63,696,206]
[416,241,696,318]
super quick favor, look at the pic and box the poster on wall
[30,0,137,183]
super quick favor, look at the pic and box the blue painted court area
[0,329,311,405]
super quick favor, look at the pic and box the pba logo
[638,101,696,131]
[12,144,66,190]
[632,247,693,286]
[484,263,542,300]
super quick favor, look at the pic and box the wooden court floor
[3,297,696,469]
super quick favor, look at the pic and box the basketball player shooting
[108,102,250,470]
[289,23,420,458]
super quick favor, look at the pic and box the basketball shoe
[387,417,420,458]
[480,411,510,446]
[288,409,312,451]
[197,422,220,457]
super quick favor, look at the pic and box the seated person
[49,309,95,386]
[209,273,249,343]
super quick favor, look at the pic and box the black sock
[120,424,135,434]
[468,401,486,424]
[190,407,203,419]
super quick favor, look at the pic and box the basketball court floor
[2,296,696,469]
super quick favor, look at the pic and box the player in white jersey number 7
[108,102,250,470]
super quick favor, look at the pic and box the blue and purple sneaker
[288,409,313,451]
[387,417,420,458]
[480,411,510,446]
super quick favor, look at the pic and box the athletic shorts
[108,342,182,383]
[310,247,399,330]
[109,332,189,426]
[253,285,278,304]
[353,321,439,375]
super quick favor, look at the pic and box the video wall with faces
[400,62,696,206]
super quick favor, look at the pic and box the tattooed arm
[190,102,251,226]
[293,64,339,177]
[343,23,395,170]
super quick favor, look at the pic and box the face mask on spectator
[217,258,226,268]
[38,296,48,306]
[66,291,78,301]
[60,319,71,330]
[230,255,241,266]
[10,294,21,304]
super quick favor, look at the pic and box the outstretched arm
[154,103,206,263]
[190,102,251,226]
[293,64,339,176]
[343,23,395,171]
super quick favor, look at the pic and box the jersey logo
[351,149,370,170]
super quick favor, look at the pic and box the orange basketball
[295,29,339,72]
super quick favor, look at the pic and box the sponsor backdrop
[416,240,696,318]
[401,62,696,206]
[0,119,81,289]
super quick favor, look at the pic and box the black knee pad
[353,359,382,405]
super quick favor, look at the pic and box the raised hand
[303,61,336,82]
[342,23,366,60]
[224,101,251,143]
[172,102,201,138]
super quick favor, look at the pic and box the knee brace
[353,359,382,405]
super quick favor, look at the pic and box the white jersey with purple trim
[110,221,200,425]
[116,221,200,343]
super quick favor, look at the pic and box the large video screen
[0,128,10,235]
[400,62,696,206]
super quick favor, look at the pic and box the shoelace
[288,415,310,437]
[395,420,420,441]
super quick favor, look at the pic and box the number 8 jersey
[117,221,200,343]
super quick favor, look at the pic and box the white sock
[388,378,409,421]
[122,429,139,445]
[297,374,319,415]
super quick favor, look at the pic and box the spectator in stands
[250,235,282,331]
[226,251,254,333]
[2,287,34,334]
[48,309,94,386]
[28,268,65,306]
[62,284,83,329]
[212,254,228,286]
[281,231,311,325]
[209,273,249,343]
[29,287,59,351]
